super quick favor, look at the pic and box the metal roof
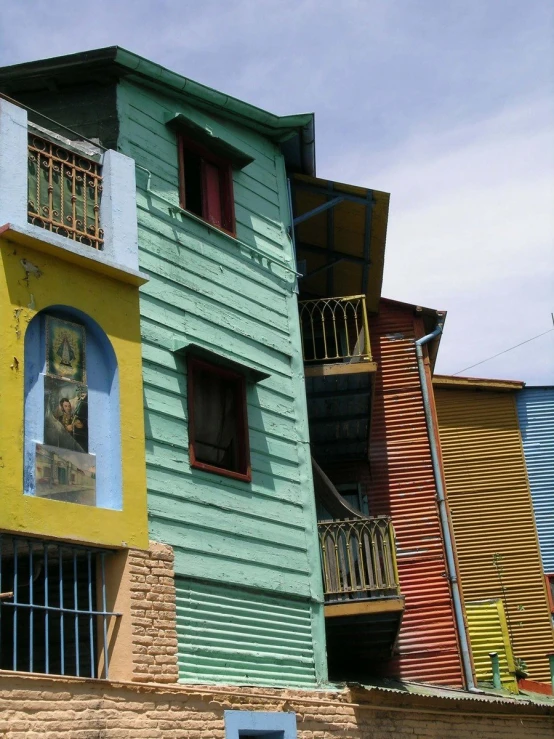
[0,46,316,174]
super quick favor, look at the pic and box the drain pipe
[415,317,476,691]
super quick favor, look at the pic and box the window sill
[191,459,251,483]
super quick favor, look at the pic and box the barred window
[0,534,119,678]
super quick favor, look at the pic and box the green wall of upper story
[114,79,326,682]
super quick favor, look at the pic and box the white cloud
[1,1,552,383]
[327,97,554,383]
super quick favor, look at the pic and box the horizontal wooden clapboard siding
[116,79,324,684]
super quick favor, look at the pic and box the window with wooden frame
[178,136,236,235]
[187,357,250,482]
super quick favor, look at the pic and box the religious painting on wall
[43,375,88,453]
[35,443,96,506]
[46,316,86,382]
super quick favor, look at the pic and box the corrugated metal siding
[435,388,554,683]
[368,302,463,686]
[466,600,518,692]
[175,578,317,687]
[517,387,554,574]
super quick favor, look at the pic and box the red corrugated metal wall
[368,300,464,686]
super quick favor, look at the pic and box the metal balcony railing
[298,295,371,364]
[318,517,400,602]
[27,132,104,249]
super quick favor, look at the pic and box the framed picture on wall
[46,316,86,382]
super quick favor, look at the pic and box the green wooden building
[0,47,327,687]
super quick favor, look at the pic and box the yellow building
[434,375,554,685]
[0,96,149,679]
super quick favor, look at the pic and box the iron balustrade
[0,534,119,679]
[318,517,400,602]
[27,132,104,249]
[298,295,371,364]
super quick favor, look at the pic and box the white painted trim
[0,99,28,224]
[0,222,148,286]
[100,149,140,272]
[0,99,141,276]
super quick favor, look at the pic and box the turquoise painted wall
[115,80,327,685]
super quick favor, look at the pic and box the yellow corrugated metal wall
[466,599,518,692]
[435,387,554,683]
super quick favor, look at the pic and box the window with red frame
[178,136,235,235]
[187,358,250,482]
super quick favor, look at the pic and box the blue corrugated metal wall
[517,387,554,574]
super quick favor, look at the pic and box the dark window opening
[179,136,235,235]
[182,149,203,217]
[238,733,284,738]
[0,534,118,678]
[188,358,250,482]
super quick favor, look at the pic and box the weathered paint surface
[115,80,326,684]
[0,238,148,548]
[435,386,554,683]
[368,300,463,686]
[175,578,318,687]
[516,387,554,574]
[466,600,518,692]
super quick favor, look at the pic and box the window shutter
[201,160,223,228]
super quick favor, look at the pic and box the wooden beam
[433,375,524,392]
[324,597,405,618]
[304,361,377,377]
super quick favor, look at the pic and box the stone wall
[0,674,551,739]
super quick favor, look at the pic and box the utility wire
[453,326,554,375]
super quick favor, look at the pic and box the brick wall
[127,542,179,684]
[0,674,551,738]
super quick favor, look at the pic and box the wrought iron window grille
[27,131,104,250]
[0,534,119,679]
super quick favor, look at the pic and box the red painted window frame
[187,357,251,483]
[178,135,236,237]
[546,574,554,614]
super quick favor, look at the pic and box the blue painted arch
[23,305,122,510]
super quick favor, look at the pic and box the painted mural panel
[35,443,96,505]
[46,316,86,382]
[44,375,88,453]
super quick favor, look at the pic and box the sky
[1,1,552,383]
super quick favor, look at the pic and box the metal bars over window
[27,133,104,249]
[298,295,371,364]
[0,534,118,678]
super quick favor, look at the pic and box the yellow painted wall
[435,386,554,683]
[0,235,148,549]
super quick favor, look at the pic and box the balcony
[0,98,143,284]
[27,132,104,250]
[299,295,377,461]
[299,294,375,376]
[318,516,404,678]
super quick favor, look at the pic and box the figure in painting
[57,334,76,368]
[44,378,88,453]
